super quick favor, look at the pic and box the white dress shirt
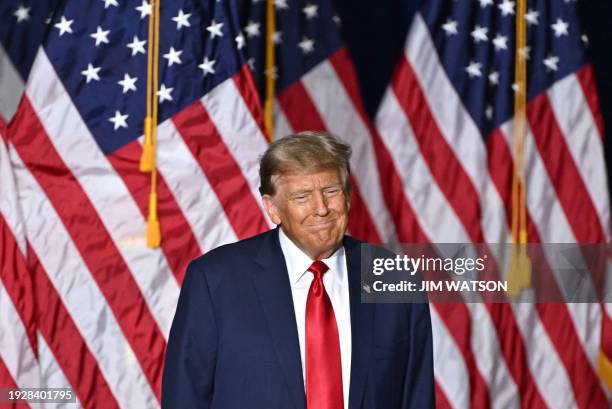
[278,228,352,409]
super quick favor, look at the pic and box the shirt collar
[278,227,345,285]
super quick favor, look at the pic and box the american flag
[0,1,610,409]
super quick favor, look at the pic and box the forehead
[274,168,342,191]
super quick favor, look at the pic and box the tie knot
[308,260,329,280]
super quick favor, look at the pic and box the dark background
[335,0,612,196]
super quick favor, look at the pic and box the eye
[324,188,341,196]
[292,194,309,203]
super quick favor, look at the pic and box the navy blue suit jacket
[162,228,435,409]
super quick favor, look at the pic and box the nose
[311,190,329,216]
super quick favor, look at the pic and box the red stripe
[391,56,485,243]
[602,310,612,358]
[575,65,605,138]
[487,128,609,409]
[9,98,165,401]
[232,65,268,141]
[171,100,269,240]
[277,78,382,243]
[328,48,429,243]
[433,382,453,409]
[107,140,201,284]
[0,215,37,361]
[0,358,30,409]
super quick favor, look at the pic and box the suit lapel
[251,228,306,409]
[345,236,374,409]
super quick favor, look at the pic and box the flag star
[81,63,101,83]
[235,32,246,49]
[581,34,589,44]
[478,0,493,7]
[90,26,110,46]
[157,84,174,102]
[543,54,559,71]
[551,18,569,37]
[525,9,539,26]
[498,0,515,16]
[135,0,151,19]
[109,111,128,130]
[519,45,531,60]
[332,15,341,26]
[198,57,216,76]
[13,5,31,22]
[298,36,315,54]
[272,30,282,44]
[127,36,146,56]
[471,25,488,43]
[274,0,289,9]
[485,105,493,120]
[54,16,74,36]
[465,61,482,78]
[172,9,191,29]
[102,0,119,9]
[247,58,255,70]
[244,20,260,37]
[163,47,183,66]
[492,34,508,51]
[118,73,137,93]
[488,70,500,85]
[206,20,224,38]
[302,3,318,19]
[442,19,458,36]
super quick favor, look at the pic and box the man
[162,131,434,409]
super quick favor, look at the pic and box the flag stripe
[277,80,383,243]
[0,357,31,409]
[233,65,268,138]
[0,43,24,122]
[575,65,605,138]
[152,119,238,252]
[107,140,200,286]
[171,99,269,239]
[9,101,163,405]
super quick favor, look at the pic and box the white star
[244,20,260,37]
[272,31,282,44]
[332,15,341,26]
[465,61,482,78]
[102,0,119,9]
[206,20,224,38]
[163,47,183,66]
[235,32,246,49]
[118,73,137,93]
[127,36,146,56]
[198,57,216,76]
[109,111,128,130]
[172,9,191,29]
[485,105,493,120]
[247,58,255,70]
[581,34,589,44]
[298,36,315,54]
[551,18,569,37]
[519,46,531,60]
[54,16,74,36]
[13,5,30,22]
[274,0,289,9]
[90,26,110,46]
[492,34,508,51]
[81,63,101,83]
[525,9,539,26]
[135,0,151,19]
[498,0,515,16]
[302,3,318,19]
[478,0,493,7]
[488,71,499,85]
[543,54,559,71]
[157,84,174,102]
[471,25,488,43]
[442,19,458,36]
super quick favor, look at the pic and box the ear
[262,195,282,225]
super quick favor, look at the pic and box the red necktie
[305,260,343,409]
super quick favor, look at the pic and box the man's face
[262,167,349,260]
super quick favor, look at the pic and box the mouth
[305,219,337,228]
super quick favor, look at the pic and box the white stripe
[152,119,238,252]
[200,80,273,227]
[9,145,158,409]
[430,306,469,409]
[547,74,611,239]
[0,281,40,390]
[37,333,80,409]
[0,137,26,255]
[376,91,520,408]
[273,101,293,140]
[26,49,179,339]
[405,14,510,245]
[300,61,397,242]
[0,43,24,122]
